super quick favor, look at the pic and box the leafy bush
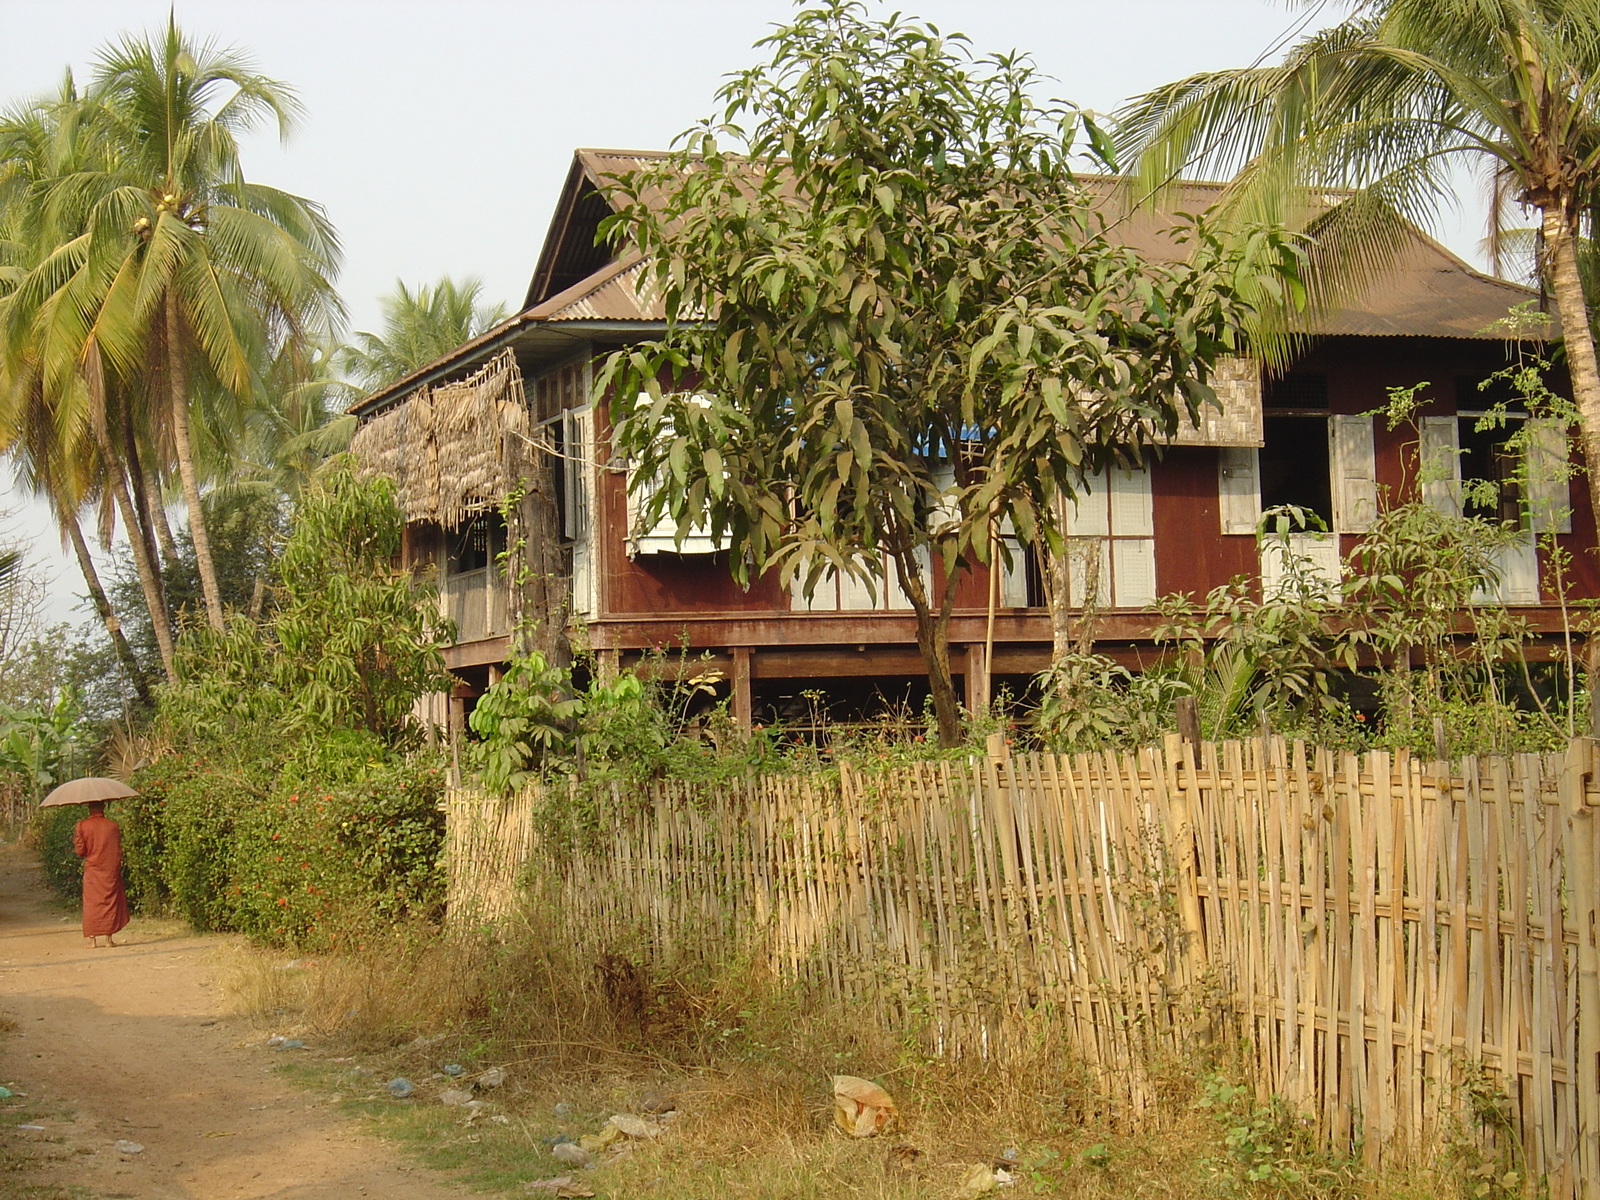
[163,460,454,743]
[124,729,446,944]
[228,735,446,947]
[124,747,259,929]
[35,804,82,901]
[54,463,460,946]
[470,649,780,792]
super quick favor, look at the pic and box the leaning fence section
[443,739,1600,1198]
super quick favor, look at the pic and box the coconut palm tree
[0,81,163,691]
[1116,0,1600,528]
[341,277,508,391]
[37,19,343,630]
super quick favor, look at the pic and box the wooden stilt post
[732,647,753,728]
[1176,695,1201,748]
[965,643,989,715]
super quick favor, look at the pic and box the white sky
[3,0,1492,625]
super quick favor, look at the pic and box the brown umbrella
[40,777,139,808]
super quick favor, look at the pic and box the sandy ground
[0,841,474,1200]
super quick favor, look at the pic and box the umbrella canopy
[40,777,139,808]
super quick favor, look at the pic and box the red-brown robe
[73,812,129,938]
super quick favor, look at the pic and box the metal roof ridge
[526,250,648,321]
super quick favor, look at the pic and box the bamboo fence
[443,737,1600,1195]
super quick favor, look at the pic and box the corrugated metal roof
[353,149,1545,419]
[1076,176,1540,338]
[546,155,1543,339]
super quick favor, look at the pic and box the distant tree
[342,277,509,390]
[600,1,1294,746]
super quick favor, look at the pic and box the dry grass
[223,912,1462,1200]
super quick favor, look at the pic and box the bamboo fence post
[1160,735,1209,1015]
[1563,739,1600,1200]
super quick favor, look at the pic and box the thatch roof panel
[349,349,532,528]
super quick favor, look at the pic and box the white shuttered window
[1217,446,1262,535]
[1422,412,1554,605]
[1063,467,1156,608]
[789,548,932,612]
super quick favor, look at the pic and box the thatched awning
[349,349,533,527]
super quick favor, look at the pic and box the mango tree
[601,1,1296,746]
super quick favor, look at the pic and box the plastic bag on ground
[831,1075,896,1137]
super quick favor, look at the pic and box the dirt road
[0,841,473,1200]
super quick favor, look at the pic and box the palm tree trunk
[95,435,177,683]
[165,292,225,630]
[1541,206,1600,533]
[120,402,178,565]
[1540,204,1600,711]
[62,508,152,705]
[143,465,179,564]
[119,417,168,577]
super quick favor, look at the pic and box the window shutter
[1109,467,1154,536]
[999,539,1030,607]
[929,463,960,535]
[1218,447,1261,534]
[1066,471,1110,537]
[571,542,594,618]
[562,406,592,541]
[791,566,840,612]
[1526,419,1573,534]
[560,410,576,539]
[1475,535,1540,605]
[1419,417,1461,516]
[1066,538,1111,607]
[626,393,727,556]
[837,560,879,610]
[1111,539,1157,608]
[1330,414,1377,533]
[886,548,931,610]
[1260,533,1341,599]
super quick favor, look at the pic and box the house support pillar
[964,643,989,716]
[731,646,753,728]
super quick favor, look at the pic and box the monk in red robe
[73,801,129,947]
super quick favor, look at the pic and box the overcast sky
[4,0,1491,624]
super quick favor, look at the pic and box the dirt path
[0,841,476,1200]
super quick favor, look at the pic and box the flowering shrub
[229,736,445,946]
[116,730,444,946]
